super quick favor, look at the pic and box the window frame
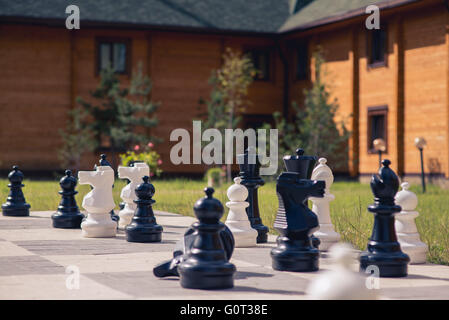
[367,105,388,154]
[294,41,309,81]
[243,46,274,82]
[95,37,131,76]
[367,23,388,69]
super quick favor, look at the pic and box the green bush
[119,142,163,177]
[205,167,225,187]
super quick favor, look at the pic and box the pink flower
[221,165,226,170]
[150,172,155,177]
[148,142,154,148]
[133,145,140,151]
[157,159,163,165]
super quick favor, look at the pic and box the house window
[295,43,308,80]
[368,26,387,67]
[367,106,388,153]
[246,49,271,81]
[97,39,129,74]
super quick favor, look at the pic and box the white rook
[117,163,150,229]
[79,166,116,238]
[225,177,257,247]
[310,158,340,251]
[395,182,428,264]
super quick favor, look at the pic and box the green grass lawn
[1,178,448,265]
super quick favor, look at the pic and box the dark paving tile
[0,218,51,229]
[382,285,449,300]
[0,255,65,276]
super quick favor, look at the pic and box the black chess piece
[126,176,163,243]
[94,154,119,224]
[51,170,85,228]
[153,223,235,278]
[177,187,236,289]
[283,148,321,249]
[271,172,325,272]
[2,166,31,216]
[359,159,410,277]
[237,147,269,243]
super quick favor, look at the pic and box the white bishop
[395,182,428,264]
[310,158,340,251]
[225,177,257,247]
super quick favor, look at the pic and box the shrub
[119,142,163,177]
[205,167,226,188]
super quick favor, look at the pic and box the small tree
[273,49,351,171]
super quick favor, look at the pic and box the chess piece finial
[310,158,340,251]
[307,243,379,300]
[117,162,150,229]
[225,177,257,247]
[51,169,84,228]
[360,159,410,277]
[126,176,162,242]
[79,165,117,238]
[395,182,428,264]
[178,187,236,289]
[2,165,31,216]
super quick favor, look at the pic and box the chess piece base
[179,262,236,289]
[250,222,268,243]
[271,237,319,272]
[398,237,428,264]
[81,213,117,238]
[126,223,163,243]
[360,241,410,277]
[118,208,134,229]
[225,227,257,248]
[51,211,84,229]
[315,224,341,251]
[2,205,30,217]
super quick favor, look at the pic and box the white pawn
[306,243,378,300]
[225,177,257,247]
[117,163,150,229]
[310,158,340,251]
[395,182,428,264]
[79,166,116,238]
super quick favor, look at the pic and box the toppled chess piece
[51,170,84,228]
[117,162,150,229]
[310,158,341,251]
[79,165,117,238]
[237,147,269,243]
[359,159,410,277]
[306,243,378,300]
[2,166,31,216]
[271,172,325,272]
[395,182,428,264]
[178,188,236,289]
[126,176,163,243]
[283,148,321,249]
[225,177,257,247]
[95,154,119,224]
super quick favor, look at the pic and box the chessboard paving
[1,211,449,300]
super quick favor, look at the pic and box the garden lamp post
[414,137,427,193]
[373,138,386,168]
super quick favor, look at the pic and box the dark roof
[0,0,423,34]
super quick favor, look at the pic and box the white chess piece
[310,158,340,251]
[117,163,150,229]
[225,177,257,247]
[79,166,117,238]
[306,243,378,300]
[395,182,428,264]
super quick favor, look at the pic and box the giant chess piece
[51,170,84,228]
[2,166,31,216]
[178,188,236,289]
[94,154,119,224]
[395,182,428,264]
[79,165,117,238]
[310,158,341,251]
[237,147,269,243]
[126,176,163,242]
[271,172,325,272]
[283,148,321,249]
[117,162,150,229]
[306,243,378,300]
[225,177,257,247]
[153,221,235,278]
[359,159,410,277]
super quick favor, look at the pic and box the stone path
[1,211,449,300]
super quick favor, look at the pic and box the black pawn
[95,154,119,224]
[52,170,84,228]
[360,159,410,277]
[2,166,31,216]
[271,172,325,272]
[126,176,163,242]
[238,148,269,243]
[178,187,236,289]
